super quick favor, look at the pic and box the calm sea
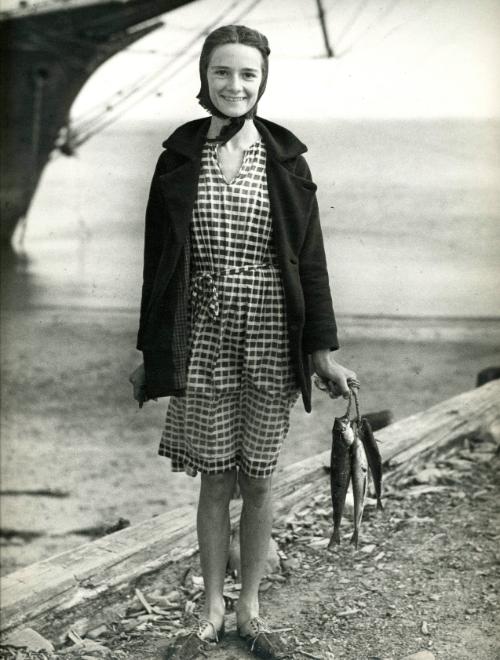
[5,118,500,318]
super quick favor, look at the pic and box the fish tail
[377,498,384,512]
[350,530,359,549]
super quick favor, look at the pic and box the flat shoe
[237,617,290,659]
[162,619,225,659]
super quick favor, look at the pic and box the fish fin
[350,530,359,549]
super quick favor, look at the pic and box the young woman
[130,24,358,659]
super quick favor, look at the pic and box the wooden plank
[1,380,498,637]
[376,380,499,467]
[49,506,195,582]
[0,507,194,631]
[0,564,77,632]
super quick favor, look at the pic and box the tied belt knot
[191,262,274,320]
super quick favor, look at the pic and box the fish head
[335,415,355,447]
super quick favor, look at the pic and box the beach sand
[1,309,499,576]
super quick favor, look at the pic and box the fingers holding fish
[347,377,361,390]
[315,377,360,400]
[326,379,344,399]
[312,353,358,399]
[327,379,353,400]
[314,376,346,399]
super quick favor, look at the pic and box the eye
[213,69,228,77]
[243,71,258,80]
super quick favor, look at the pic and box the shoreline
[2,306,499,342]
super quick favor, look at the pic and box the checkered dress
[159,139,299,478]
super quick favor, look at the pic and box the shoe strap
[241,616,271,636]
[196,618,220,642]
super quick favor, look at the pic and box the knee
[239,473,272,508]
[200,471,237,504]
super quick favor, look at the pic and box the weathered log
[378,379,499,469]
[0,505,198,636]
[1,380,499,639]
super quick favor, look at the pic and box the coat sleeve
[295,156,340,354]
[136,151,168,351]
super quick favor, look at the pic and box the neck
[207,116,259,149]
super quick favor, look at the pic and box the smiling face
[207,43,263,118]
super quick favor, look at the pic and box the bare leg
[236,473,273,626]
[197,470,237,635]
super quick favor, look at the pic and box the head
[197,25,270,119]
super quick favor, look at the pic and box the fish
[350,421,368,549]
[328,414,355,550]
[359,416,384,511]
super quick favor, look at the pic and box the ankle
[202,596,226,626]
[236,597,259,625]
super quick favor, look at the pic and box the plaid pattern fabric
[170,241,191,390]
[159,140,299,478]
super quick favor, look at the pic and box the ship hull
[0,0,195,249]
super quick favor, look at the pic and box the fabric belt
[191,262,275,320]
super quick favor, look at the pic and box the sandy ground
[101,433,500,660]
[1,415,498,660]
[1,309,499,576]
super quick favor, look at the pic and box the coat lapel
[266,159,316,256]
[156,115,316,258]
[158,160,200,244]
[254,117,316,256]
[157,117,209,243]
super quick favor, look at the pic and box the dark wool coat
[137,116,339,413]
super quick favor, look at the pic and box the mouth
[221,96,246,102]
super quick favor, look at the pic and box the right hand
[312,351,359,400]
[128,363,147,408]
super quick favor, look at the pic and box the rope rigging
[71,0,243,131]
[66,0,264,149]
[59,0,436,153]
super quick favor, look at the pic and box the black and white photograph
[1,1,499,658]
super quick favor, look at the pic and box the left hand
[312,350,359,399]
[128,363,148,408]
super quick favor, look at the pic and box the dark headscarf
[196,25,270,144]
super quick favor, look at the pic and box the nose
[226,73,243,92]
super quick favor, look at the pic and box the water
[5,118,500,318]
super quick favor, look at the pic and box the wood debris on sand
[1,382,499,659]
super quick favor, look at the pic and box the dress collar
[162,116,308,163]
